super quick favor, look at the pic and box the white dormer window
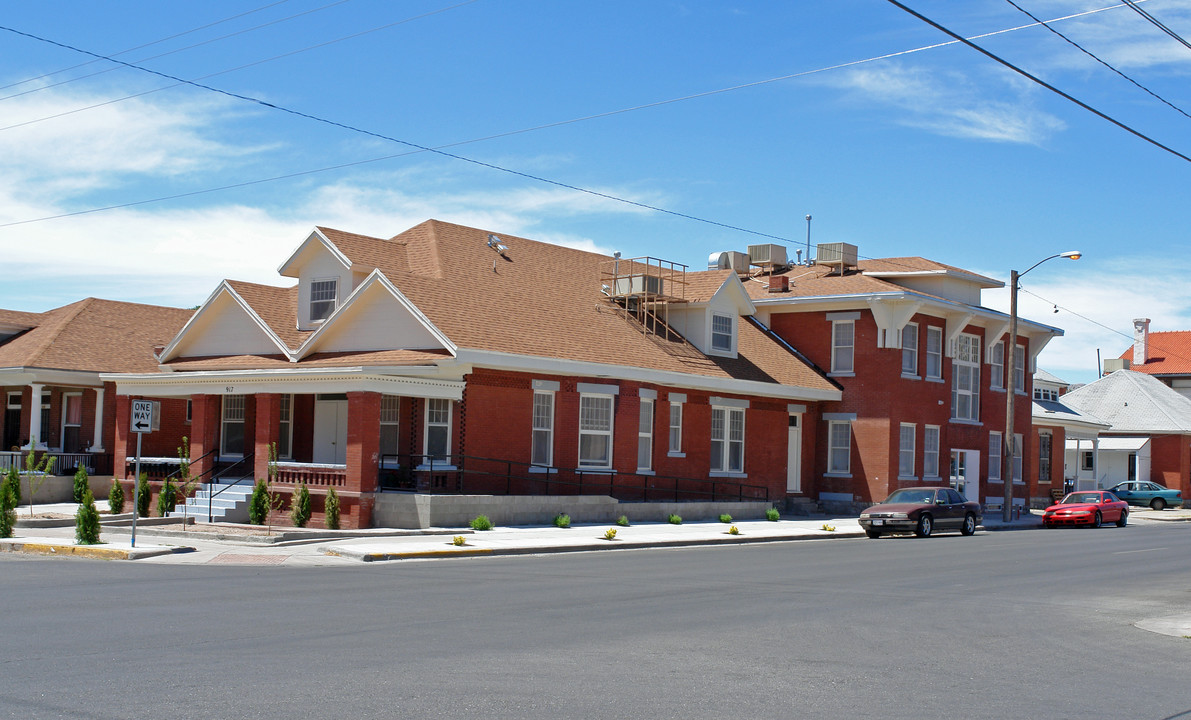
[310,278,338,322]
[711,313,734,352]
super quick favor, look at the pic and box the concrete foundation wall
[10,475,115,506]
[371,493,773,529]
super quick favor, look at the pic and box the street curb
[0,539,188,560]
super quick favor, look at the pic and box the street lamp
[1002,250,1081,522]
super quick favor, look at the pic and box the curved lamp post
[1002,251,1081,522]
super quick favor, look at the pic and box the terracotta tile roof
[1121,331,1191,376]
[0,298,193,374]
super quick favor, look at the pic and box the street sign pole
[132,432,141,548]
[128,399,156,549]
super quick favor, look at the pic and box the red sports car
[1042,491,1128,528]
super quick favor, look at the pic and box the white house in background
[1031,369,1108,497]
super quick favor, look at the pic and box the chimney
[768,275,790,293]
[1133,318,1151,365]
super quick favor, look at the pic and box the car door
[1114,482,1137,504]
[935,488,963,530]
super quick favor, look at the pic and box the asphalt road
[2,523,1189,719]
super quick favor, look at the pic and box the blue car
[1107,481,1183,510]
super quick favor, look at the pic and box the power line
[1121,0,1191,53]
[883,0,1191,164]
[1003,0,1191,121]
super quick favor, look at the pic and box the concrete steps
[174,479,254,523]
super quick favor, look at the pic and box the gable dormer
[667,273,756,359]
[278,229,355,331]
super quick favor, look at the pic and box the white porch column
[91,387,105,452]
[25,383,43,449]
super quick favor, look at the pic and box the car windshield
[884,489,935,505]
[1062,493,1102,504]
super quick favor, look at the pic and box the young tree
[21,441,54,518]
[174,437,200,529]
[75,488,101,545]
[108,478,125,515]
[72,465,89,503]
[0,481,16,539]
[324,486,340,530]
[289,482,311,528]
[136,473,151,518]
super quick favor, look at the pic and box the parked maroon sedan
[858,487,981,539]
[1042,491,1128,528]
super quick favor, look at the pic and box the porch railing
[2,450,113,475]
[378,453,769,503]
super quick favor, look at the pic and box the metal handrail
[206,453,254,523]
[160,448,218,484]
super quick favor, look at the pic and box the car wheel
[1150,498,1166,511]
[960,513,976,536]
[1092,511,1102,528]
[914,514,933,538]
[1117,509,1128,527]
[864,529,881,539]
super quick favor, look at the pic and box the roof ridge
[19,298,94,366]
[1128,371,1191,431]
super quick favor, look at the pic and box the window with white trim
[531,391,554,466]
[988,432,1002,481]
[1038,431,1052,484]
[710,406,744,473]
[1014,344,1026,393]
[828,421,851,474]
[901,323,918,376]
[924,425,940,478]
[1013,432,1024,482]
[898,423,915,477]
[380,395,400,460]
[578,394,614,468]
[637,399,654,471]
[711,313,734,353]
[832,320,855,374]
[424,398,451,462]
[310,278,338,322]
[277,394,293,459]
[1034,387,1059,401]
[990,341,1004,390]
[951,334,980,421]
[61,393,83,453]
[668,403,682,454]
[925,326,943,379]
[221,395,246,457]
[1081,450,1094,472]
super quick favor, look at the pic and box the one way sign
[130,400,157,434]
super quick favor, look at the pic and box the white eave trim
[454,348,841,402]
[862,268,1004,289]
[277,227,351,277]
[101,366,465,400]
[0,367,104,388]
[157,281,293,363]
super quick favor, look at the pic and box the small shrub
[616,515,629,527]
[766,507,781,522]
[821,523,836,532]
[108,478,125,515]
[470,515,493,531]
[136,474,151,518]
[0,481,16,539]
[72,465,89,503]
[325,486,340,530]
[3,466,19,506]
[553,512,571,529]
[290,483,311,528]
[604,528,617,540]
[75,489,101,545]
[667,513,682,525]
[156,476,177,517]
[728,525,740,535]
[452,535,467,546]
[248,479,269,525]
[719,513,733,524]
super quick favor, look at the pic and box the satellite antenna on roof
[487,233,508,257]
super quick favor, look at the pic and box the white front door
[787,414,802,493]
[313,399,348,465]
[950,449,979,502]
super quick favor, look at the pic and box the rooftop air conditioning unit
[707,251,750,274]
[816,242,858,270]
[612,274,664,297]
[1102,358,1131,374]
[748,244,787,269]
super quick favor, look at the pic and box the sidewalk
[0,503,1078,565]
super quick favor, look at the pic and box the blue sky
[1,0,1190,384]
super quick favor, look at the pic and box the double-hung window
[310,279,337,322]
[831,319,855,374]
[1038,432,1052,484]
[277,394,293,459]
[898,423,916,478]
[711,313,734,353]
[424,398,451,462]
[990,341,1005,390]
[221,395,246,458]
[710,406,745,473]
[380,395,400,461]
[901,323,918,376]
[668,402,683,455]
[828,420,851,474]
[988,432,1002,481]
[924,425,940,478]
[951,334,980,421]
[925,326,943,379]
[578,394,614,468]
[637,399,654,471]
[1014,344,1026,393]
[531,391,554,466]
[1013,433,1024,482]
[61,393,83,453]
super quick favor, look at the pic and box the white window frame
[1081,450,1095,472]
[710,313,735,354]
[60,392,83,453]
[531,390,555,467]
[668,402,683,456]
[424,398,452,463]
[1034,387,1058,401]
[309,277,338,323]
[637,398,654,472]
[951,334,981,422]
[710,406,745,474]
[831,319,855,375]
[1014,344,1026,394]
[221,395,246,459]
[901,323,918,377]
[925,326,943,380]
[827,420,851,475]
[1038,431,1052,485]
[277,393,293,460]
[578,394,614,469]
[924,425,940,479]
[990,341,1005,390]
[380,394,400,462]
[1013,432,1024,483]
[898,423,916,478]
[989,432,1002,482]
